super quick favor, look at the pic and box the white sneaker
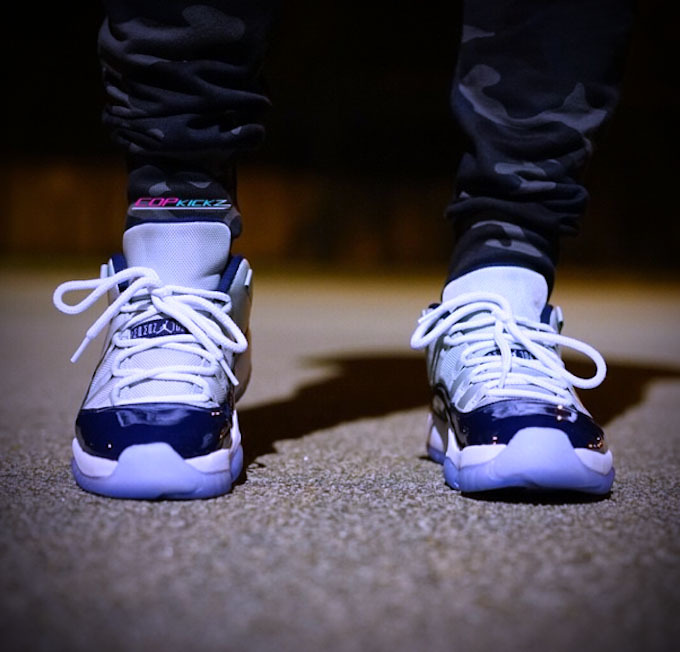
[53,221,252,499]
[410,266,614,494]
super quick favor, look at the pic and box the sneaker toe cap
[75,403,233,460]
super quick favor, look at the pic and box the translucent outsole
[72,439,243,500]
[428,426,614,495]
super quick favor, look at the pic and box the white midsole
[72,410,241,478]
[72,439,117,477]
[429,415,507,466]
[574,447,613,474]
[429,414,613,475]
[445,428,507,466]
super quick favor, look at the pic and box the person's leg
[99,0,280,236]
[53,0,280,499]
[411,0,635,494]
[446,0,634,289]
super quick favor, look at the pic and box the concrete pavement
[1,266,679,652]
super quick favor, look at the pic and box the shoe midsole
[428,411,613,474]
[72,411,241,478]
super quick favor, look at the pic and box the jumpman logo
[130,318,187,339]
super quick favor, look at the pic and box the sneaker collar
[123,221,232,291]
[442,266,548,322]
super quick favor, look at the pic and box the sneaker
[53,221,252,499]
[410,266,613,494]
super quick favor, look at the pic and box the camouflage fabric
[99,0,281,236]
[447,0,635,289]
[99,0,634,282]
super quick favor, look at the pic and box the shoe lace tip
[70,336,93,363]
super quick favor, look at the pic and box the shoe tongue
[442,266,548,321]
[443,267,556,403]
[119,221,232,403]
[123,221,231,290]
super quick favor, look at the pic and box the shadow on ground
[240,354,680,467]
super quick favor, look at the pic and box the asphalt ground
[1,265,679,652]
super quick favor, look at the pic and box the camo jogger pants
[446,0,635,289]
[99,0,635,288]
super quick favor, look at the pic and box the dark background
[2,1,678,273]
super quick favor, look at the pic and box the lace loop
[53,266,248,404]
[411,291,606,405]
[54,267,165,363]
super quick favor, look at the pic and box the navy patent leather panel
[76,402,233,460]
[217,254,244,293]
[433,387,607,453]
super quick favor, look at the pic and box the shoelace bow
[410,291,606,405]
[53,266,248,404]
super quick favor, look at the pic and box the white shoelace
[410,291,606,406]
[53,266,248,405]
